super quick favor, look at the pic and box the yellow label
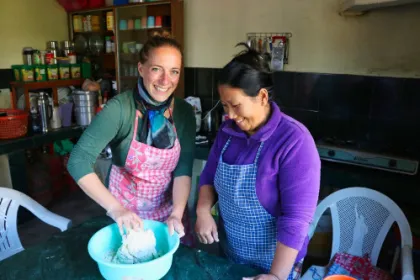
[71,67,81,79]
[59,67,70,79]
[22,69,34,82]
[48,68,58,80]
[14,69,20,80]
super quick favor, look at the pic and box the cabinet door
[114,2,173,93]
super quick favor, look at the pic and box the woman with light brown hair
[68,32,196,246]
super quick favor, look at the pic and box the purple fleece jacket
[199,101,321,262]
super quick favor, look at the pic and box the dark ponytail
[139,30,183,64]
[218,43,273,98]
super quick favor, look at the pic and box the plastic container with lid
[20,65,34,82]
[47,65,59,80]
[34,65,47,81]
[113,0,129,5]
[12,65,22,81]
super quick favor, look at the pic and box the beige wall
[0,0,68,69]
[184,0,420,78]
[1,0,418,77]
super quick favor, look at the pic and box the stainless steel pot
[74,106,96,126]
[72,90,98,126]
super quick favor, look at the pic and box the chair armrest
[401,245,414,280]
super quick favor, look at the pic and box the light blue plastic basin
[87,220,180,280]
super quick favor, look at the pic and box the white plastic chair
[0,187,72,261]
[301,187,414,280]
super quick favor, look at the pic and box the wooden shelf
[10,79,85,110]
[74,30,115,36]
[69,7,113,15]
[119,27,170,32]
[10,79,84,89]
[66,0,184,97]
[109,1,170,9]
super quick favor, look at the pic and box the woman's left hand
[243,274,280,280]
[166,214,185,237]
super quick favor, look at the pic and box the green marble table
[0,216,260,280]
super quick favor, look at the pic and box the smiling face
[219,85,271,135]
[138,46,182,102]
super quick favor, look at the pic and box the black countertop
[0,126,85,155]
[0,126,212,160]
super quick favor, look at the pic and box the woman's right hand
[195,210,219,244]
[106,205,143,236]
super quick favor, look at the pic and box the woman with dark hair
[195,43,320,279]
[67,32,196,246]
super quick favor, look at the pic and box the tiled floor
[18,190,104,248]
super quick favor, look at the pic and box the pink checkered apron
[108,110,194,246]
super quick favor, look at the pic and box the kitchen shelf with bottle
[67,0,184,97]
[9,79,84,111]
[119,27,171,32]
[73,30,115,36]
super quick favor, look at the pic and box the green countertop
[0,216,260,280]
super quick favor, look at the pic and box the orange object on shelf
[0,109,29,140]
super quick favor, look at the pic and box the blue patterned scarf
[136,78,176,149]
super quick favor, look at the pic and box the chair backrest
[308,187,412,265]
[0,193,22,261]
[0,187,72,261]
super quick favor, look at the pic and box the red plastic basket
[0,109,29,140]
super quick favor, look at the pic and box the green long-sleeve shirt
[67,90,196,184]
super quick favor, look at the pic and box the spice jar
[91,15,100,32]
[73,15,83,32]
[106,11,114,31]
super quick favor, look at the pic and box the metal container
[37,92,52,133]
[74,107,96,126]
[73,95,97,107]
[22,47,33,65]
[72,90,98,107]
[47,41,59,58]
[61,41,73,57]
[47,41,59,50]
[72,90,97,126]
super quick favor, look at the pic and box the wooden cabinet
[67,0,184,97]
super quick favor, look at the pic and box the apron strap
[219,137,264,165]
[219,137,232,159]
[253,141,264,165]
[132,110,141,142]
